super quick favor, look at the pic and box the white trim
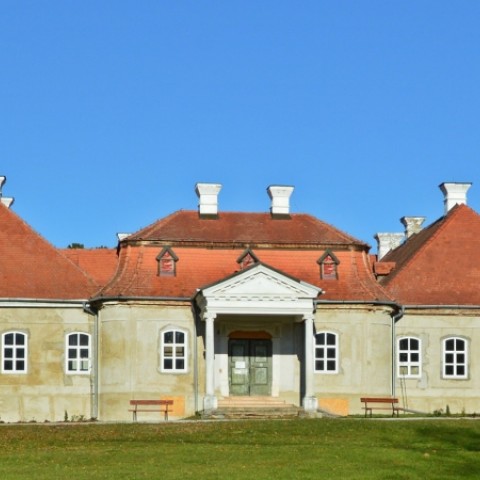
[65,332,92,375]
[160,327,188,373]
[197,264,321,318]
[397,336,421,379]
[442,336,468,379]
[314,331,339,374]
[1,331,28,374]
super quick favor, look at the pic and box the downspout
[315,299,404,399]
[192,301,199,415]
[83,302,98,420]
[391,305,405,399]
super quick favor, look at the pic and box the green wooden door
[229,339,272,396]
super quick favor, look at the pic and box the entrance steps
[206,396,302,419]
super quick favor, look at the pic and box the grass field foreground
[1,418,480,479]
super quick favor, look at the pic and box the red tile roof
[98,211,393,302]
[60,248,118,287]
[126,210,369,247]
[0,204,99,299]
[379,204,480,305]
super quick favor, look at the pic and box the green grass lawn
[1,418,480,479]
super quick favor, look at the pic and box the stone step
[207,396,303,419]
[218,396,293,408]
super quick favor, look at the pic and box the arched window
[66,333,91,374]
[443,337,468,379]
[315,332,338,373]
[161,329,187,372]
[397,337,421,378]
[2,331,27,374]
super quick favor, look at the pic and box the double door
[229,339,272,396]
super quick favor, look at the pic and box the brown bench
[129,399,174,421]
[360,397,400,417]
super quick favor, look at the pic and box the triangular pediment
[196,264,322,317]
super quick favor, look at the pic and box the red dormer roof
[379,204,480,305]
[97,210,393,302]
[0,203,99,300]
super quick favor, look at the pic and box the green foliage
[67,243,84,249]
[1,419,480,479]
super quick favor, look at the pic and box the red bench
[360,397,400,417]
[129,399,174,421]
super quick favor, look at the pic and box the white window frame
[1,331,28,374]
[397,336,421,378]
[314,331,338,374]
[443,337,468,379]
[160,328,187,373]
[66,332,91,374]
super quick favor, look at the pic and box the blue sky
[1,1,479,249]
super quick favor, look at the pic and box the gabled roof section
[125,210,368,248]
[379,204,480,305]
[196,263,322,317]
[0,203,99,300]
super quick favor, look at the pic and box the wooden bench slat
[360,397,400,418]
[129,399,174,421]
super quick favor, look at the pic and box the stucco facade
[1,179,479,421]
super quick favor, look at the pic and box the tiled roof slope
[61,248,118,287]
[0,203,99,299]
[98,211,393,302]
[379,204,480,305]
[127,210,368,246]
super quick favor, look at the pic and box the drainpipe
[192,302,200,415]
[391,306,405,399]
[83,302,98,420]
[315,299,404,399]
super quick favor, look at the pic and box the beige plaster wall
[0,305,93,423]
[313,306,394,415]
[98,302,198,421]
[395,309,480,415]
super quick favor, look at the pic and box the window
[161,329,187,372]
[443,337,468,379]
[315,332,338,373]
[237,249,259,269]
[397,337,421,378]
[317,250,340,280]
[156,247,178,276]
[66,333,91,374]
[2,331,27,373]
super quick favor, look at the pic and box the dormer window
[317,250,340,280]
[156,247,178,277]
[237,248,259,270]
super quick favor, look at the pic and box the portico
[195,263,322,413]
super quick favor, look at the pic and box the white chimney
[267,185,294,216]
[195,183,222,216]
[439,182,472,214]
[400,216,426,238]
[374,232,404,260]
[0,176,14,209]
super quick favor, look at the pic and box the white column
[203,312,218,411]
[302,314,318,412]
